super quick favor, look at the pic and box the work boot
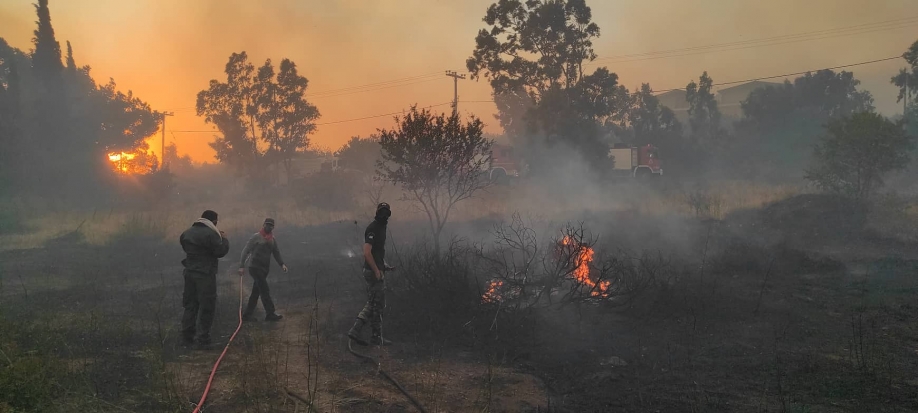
[265,313,284,322]
[370,334,392,346]
[242,313,257,322]
[347,318,368,346]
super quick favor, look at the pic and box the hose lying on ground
[191,274,245,413]
[347,338,428,413]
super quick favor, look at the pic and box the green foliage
[805,112,914,201]
[466,0,600,95]
[197,52,320,180]
[334,135,381,174]
[740,70,874,132]
[378,106,493,250]
[467,0,625,172]
[0,1,162,200]
[30,0,63,82]
[729,70,874,180]
[163,142,194,172]
[686,71,725,145]
[891,40,918,105]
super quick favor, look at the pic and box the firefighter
[347,202,395,346]
[238,218,287,322]
[179,210,230,349]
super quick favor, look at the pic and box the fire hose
[190,273,244,413]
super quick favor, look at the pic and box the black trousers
[182,271,216,341]
[243,267,276,316]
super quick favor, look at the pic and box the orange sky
[1,0,915,163]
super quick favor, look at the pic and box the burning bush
[477,213,670,308]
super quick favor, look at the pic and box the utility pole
[445,70,465,117]
[159,111,173,169]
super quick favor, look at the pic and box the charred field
[1,180,917,413]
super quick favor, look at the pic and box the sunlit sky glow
[1,0,914,163]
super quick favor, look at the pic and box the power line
[168,55,903,130]
[309,72,441,96]
[650,55,901,94]
[170,102,454,132]
[591,16,918,65]
[317,102,452,125]
[161,17,914,113]
[310,76,445,99]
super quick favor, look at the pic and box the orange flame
[561,236,610,297]
[482,280,504,303]
[108,151,137,173]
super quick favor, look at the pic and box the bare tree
[377,106,493,252]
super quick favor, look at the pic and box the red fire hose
[191,274,244,413]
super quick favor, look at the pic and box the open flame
[108,151,137,173]
[480,236,612,304]
[561,236,610,297]
[482,280,504,303]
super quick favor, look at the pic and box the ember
[482,280,504,303]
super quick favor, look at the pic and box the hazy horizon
[1,0,914,163]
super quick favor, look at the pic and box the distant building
[715,80,784,119]
[655,89,691,124]
[654,80,785,129]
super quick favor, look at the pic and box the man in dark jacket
[347,203,395,346]
[179,210,230,349]
[238,218,287,322]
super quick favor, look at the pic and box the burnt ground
[2,196,918,412]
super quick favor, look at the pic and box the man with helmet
[347,202,396,346]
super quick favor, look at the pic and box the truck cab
[607,143,662,178]
[488,143,523,183]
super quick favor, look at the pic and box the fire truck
[487,143,524,184]
[607,143,662,178]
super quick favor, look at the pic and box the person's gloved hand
[237,268,244,277]
[282,264,288,273]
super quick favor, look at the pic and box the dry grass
[0,179,803,251]
[645,180,803,220]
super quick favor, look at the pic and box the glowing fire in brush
[560,236,610,297]
[482,280,504,303]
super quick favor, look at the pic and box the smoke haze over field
[0,0,914,163]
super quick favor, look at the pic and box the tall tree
[1,5,161,199]
[198,52,320,182]
[65,40,75,72]
[627,83,682,145]
[31,0,62,83]
[254,58,320,179]
[377,106,493,252]
[685,71,723,145]
[467,0,625,172]
[198,52,260,173]
[891,40,918,106]
[466,0,599,96]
